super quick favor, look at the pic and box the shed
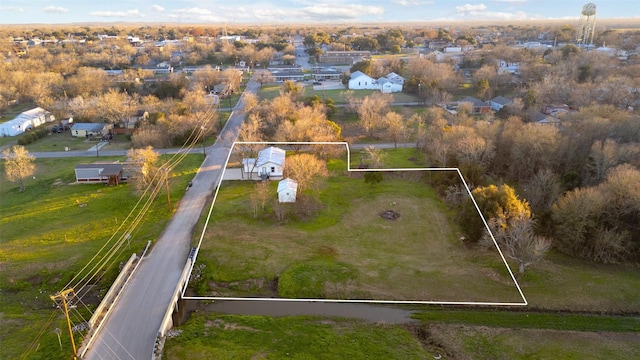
[277,178,298,203]
[75,162,127,185]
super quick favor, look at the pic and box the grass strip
[413,310,640,332]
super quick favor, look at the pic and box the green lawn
[164,313,434,360]
[197,159,522,303]
[0,154,203,360]
[427,323,640,360]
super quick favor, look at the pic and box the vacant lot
[198,163,522,303]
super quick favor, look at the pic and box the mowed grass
[199,164,522,303]
[21,132,133,152]
[0,154,203,360]
[164,313,434,360]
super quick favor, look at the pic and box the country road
[82,78,260,360]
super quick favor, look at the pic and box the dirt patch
[380,209,400,220]
[205,318,260,332]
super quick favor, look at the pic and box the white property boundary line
[183,141,528,306]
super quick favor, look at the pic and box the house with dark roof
[75,162,128,185]
[490,96,513,111]
[71,123,112,138]
[458,96,491,114]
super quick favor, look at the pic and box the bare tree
[126,146,160,191]
[96,89,135,127]
[2,145,35,192]
[285,153,328,192]
[384,111,404,149]
[254,71,275,87]
[485,217,551,274]
[357,92,392,139]
[363,145,384,168]
[250,181,270,218]
[242,93,259,113]
[523,168,562,214]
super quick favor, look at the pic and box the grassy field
[426,324,640,359]
[197,158,522,303]
[164,313,434,360]
[0,154,203,359]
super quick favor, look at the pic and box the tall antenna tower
[576,3,597,45]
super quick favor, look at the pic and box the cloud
[43,6,69,14]
[152,5,165,12]
[492,0,527,3]
[456,4,488,13]
[0,6,24,13]
[301,4,384,20]
[392,0,434,5]
[89,9,143,18]
[174,7,213,16]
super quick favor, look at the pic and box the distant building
[0,107,54,137]
[489,96,513,111]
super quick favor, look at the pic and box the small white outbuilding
[277,178,298,203]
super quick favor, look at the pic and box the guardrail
[152,257,193,359]
[79,241,151,359]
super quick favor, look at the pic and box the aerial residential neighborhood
[1,1,640,359]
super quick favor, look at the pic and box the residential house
[277,178,298,203]
[348,71,404,93]
[0,107,55,137]
[497,60,520,74]
[377,78,402,93]
[533,112,561,126]
[71,123,112,138]
[489,96,513,111]
[348,71,377,90]
[385,72,406,85]
[458,96,491,114]
[75,162,127,185]
[243,146,286,180]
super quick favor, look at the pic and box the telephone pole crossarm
[50,288,78,360]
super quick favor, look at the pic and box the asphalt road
[83,78,260,360]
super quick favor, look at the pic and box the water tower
[576,3,597,45]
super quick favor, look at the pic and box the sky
[0,1,638,25]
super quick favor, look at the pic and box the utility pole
[50,289,77,360]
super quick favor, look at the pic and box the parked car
[50,125,63,133]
